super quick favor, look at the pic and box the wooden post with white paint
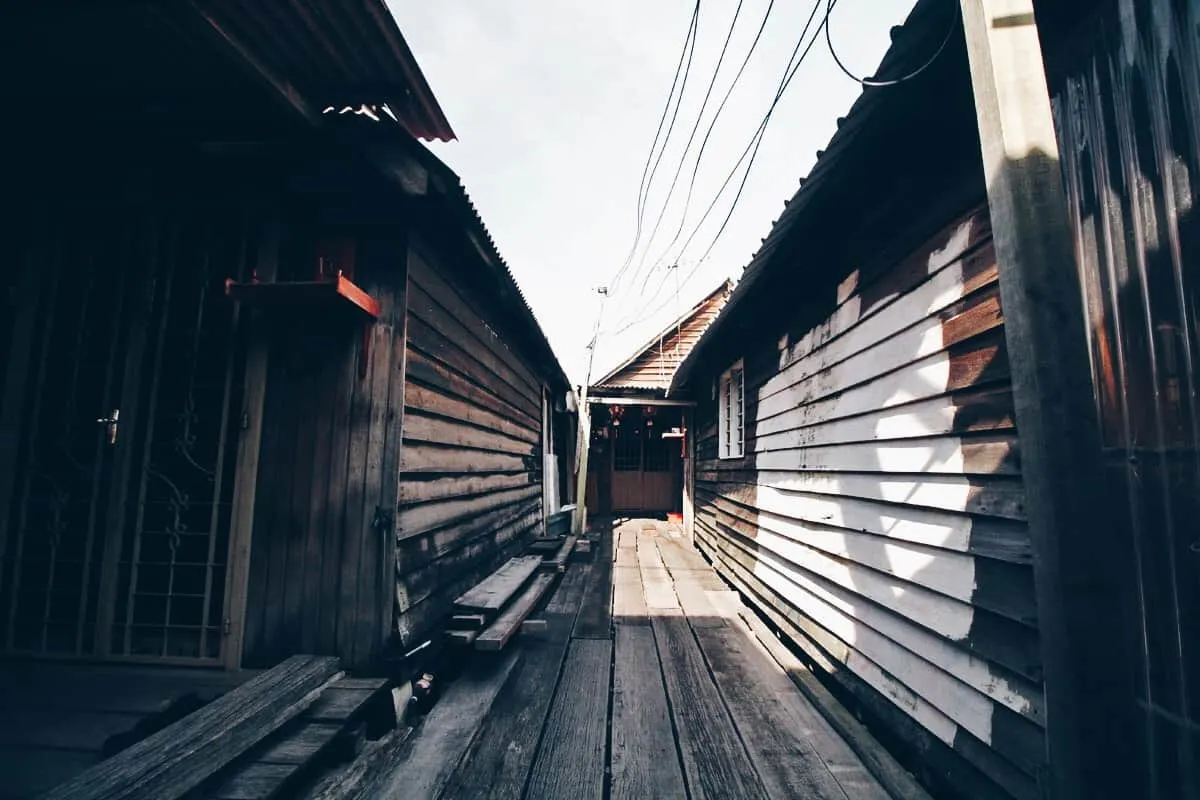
[959,2,1139,797]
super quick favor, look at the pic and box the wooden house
[0,3,570,793]
[667,1,1199,799]
[584,281,730,519]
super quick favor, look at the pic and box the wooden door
[609,417,678,513]
[0,201,250,662]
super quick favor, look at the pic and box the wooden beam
[958,3,1140,798]
[44,655,341,800]
[475,573,557,652]
[589,397,696,407]
[453,555,543,613]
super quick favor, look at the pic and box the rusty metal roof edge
[671,0,953,392]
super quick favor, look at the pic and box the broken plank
[525,639,612,800]
[611,626,687,800]
[650,615,769,800]
[453,555,543,613]
[475,573,557,651]
[45,655,341,800]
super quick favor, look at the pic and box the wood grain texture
[648,614,768,800]
[454,555,542,613]
[524,639,612,800]
[475,573,556,651]
[302,726,416,800]
[208,762,298,800]
[611,625,687,800]
[440,577,585,800]
[44,655,340,800]
[573,529,614,639]
[369,652,519,800]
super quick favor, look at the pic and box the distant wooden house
[668,1,1199,799]
[585,281,730,518]
[0,3,570,794]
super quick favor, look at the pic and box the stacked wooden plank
[40,656,395,800]
[444,555,556,652]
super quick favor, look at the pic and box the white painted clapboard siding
[694,208,1042,797]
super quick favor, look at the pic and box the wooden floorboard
[524,638,612,800]
[611,625,687,800]
[572,526,614,639]
[648,613,769,800]
[371,652,519,800]
[439,566,587,800]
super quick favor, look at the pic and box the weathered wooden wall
[1047,0,1200,793]
[395,238,546,647]
[243,227,408,671]
[693,206,1046,799]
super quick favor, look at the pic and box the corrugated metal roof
[592,280,732,392]
[198,0,455,141]
[672,0,959,390]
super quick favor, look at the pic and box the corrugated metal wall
[1051,0,1200,794]
[395,239,545,646]
[694,207,1046,799]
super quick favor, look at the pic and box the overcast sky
[391,0,919,386]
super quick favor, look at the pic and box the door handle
[96,408,120,445]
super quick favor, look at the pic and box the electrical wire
[644,0,777,280]
[621,0,748,298]
[825,0,958,87]
[608,1,702,296]
[611,0,828,331]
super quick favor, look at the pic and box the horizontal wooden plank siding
[395,240,545,646]
[692,207,1046,800]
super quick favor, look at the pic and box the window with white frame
[718,360,744,459]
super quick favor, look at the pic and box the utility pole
[571,286,607,536]
[959,2,1138,797]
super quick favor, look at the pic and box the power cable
[825,0,958,87]
[622,0,748,297]
[608,1,702,296]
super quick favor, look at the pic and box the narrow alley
[362,519,892,800]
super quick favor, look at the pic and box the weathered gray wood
[453,555,543,613]
[445,630,479,646]
[44,655,341,800]
[208,763,299,800]
[449,613,487,630]
[573,528,613,639]
[611,625,687,800]
[738,605,933,800]
[525,639,612,800]
[440,577,585,800]
[305,680,389,725]
[649,614,768,800]
[252,723,344,766]
[368,652,519,800]
[302,726,416,800]
[612,565,648,625]
[960,3,1136,798]
[691,620,868,799]
[476,573,557,651]
[541,534,578,572]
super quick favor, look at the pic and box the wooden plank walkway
[375,518,890,800]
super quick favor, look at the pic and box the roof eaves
[671,0,956,392]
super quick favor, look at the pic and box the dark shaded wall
[1045,0,1200,795]
[394,236,547,648]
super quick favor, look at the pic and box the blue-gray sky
[392,1,917,385]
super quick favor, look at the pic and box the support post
[959,2,1138,797]
[571,387,590,536]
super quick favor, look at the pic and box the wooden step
[476,573,557,652]
[203,676,391,800]
[541,535,578,573]
[453,555,543,615]
[45,655,341,800]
